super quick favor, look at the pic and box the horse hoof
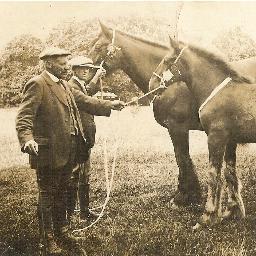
[171,190,202,207]
[222,208,232,220]
[223,205,245,221]
[199,212,223,227]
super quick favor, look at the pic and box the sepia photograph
[1,1,256,255]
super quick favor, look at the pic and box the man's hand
[24,140,38,155]
[91,67,106,84]
[110,100,125,111]
[94,67,106,80]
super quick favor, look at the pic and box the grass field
[1,107,256,256]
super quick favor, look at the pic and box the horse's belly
[234,133,256,143]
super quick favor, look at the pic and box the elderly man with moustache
[15,47,124,255]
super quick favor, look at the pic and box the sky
[0,1,256,50]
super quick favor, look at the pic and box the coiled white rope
[72,121,119,237]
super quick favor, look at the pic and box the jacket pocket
[84,125,96,149]
[34,136,49,145]
[30,137,50,169]
[76,136,90,164]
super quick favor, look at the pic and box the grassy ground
[1,107,256,256]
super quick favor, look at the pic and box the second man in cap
[67,56,107,222]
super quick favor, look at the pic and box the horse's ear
[99,20,112,40]
[169,36,180,52]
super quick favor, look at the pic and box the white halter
[152,46,188,87]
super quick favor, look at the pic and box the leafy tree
[0,35,43,106]
[213,26,256,61]
[0,16,171,106]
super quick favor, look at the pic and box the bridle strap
[98,29,121,70]
[106,29,121,56]
[152,45,188,86]
[153,72,163,80]
[112,29,116,45]
[174,46,188,64]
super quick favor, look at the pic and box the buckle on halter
[107,44,115,54]
[159,82,167,89]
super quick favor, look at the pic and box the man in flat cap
[15,47,124,255]
[66,56,106,223]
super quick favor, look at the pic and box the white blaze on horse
[89,22,256,208]
[149,38,256,228]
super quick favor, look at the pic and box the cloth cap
[39,47,71,60]
[69,56,100,68]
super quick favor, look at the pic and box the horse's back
[201,82,256,142]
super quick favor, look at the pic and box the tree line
[0,16,256,107]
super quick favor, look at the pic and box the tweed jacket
[16,71,112,170]
[68,76,101,149]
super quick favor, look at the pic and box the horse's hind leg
[223,142,245,219]
[168,123,201,206]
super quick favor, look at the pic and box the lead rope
[99,60,105,100]
[72,91,119,237]
[125,73,166,106]
[99,28,117,100]
[72,29,123,236]
[72,137,118,237]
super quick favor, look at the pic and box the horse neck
[116,33,168,93]
[183,52,230,106]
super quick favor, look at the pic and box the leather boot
[67,185,78,222]
[67,169,79,222]
[79,184,89,220]
[45,232,62,255]
[56,226,80,248]
[79,184,99,221]
[37,191,62,255]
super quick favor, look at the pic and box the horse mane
[93,26,169,51]
[115,29,169,51]
[187,43,253,84]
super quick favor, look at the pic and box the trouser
[37,135,78,238]
[67,150,91,217]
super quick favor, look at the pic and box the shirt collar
[46,71,60,83]
[73,76,86,86]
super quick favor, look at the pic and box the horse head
[89,22,124,74]
[149,38,188,93]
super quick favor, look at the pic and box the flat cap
[39,47,71,60]
[69,56,100,68]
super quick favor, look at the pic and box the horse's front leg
[168,121,201,206]
[198,129,227,227]
[223,142,245,220]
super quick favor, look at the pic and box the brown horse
[149,38,256,228]
[89,22,256,207]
